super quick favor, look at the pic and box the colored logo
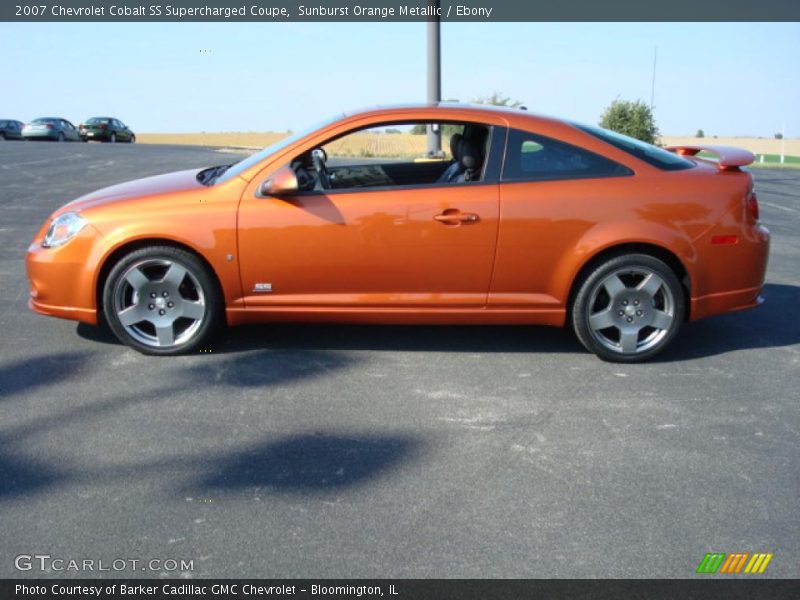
[696,552,773,574]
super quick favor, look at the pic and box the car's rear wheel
[103,246,223,355]
[0,133,5,141]
[57,133,65,142]
[572,254,685,362]
[109,133,116,143]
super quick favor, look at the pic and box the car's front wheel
[572,254,685,362]
[103,246,223,355]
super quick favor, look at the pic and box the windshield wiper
[197,164,232,185]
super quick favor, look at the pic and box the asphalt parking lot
[1,142,798,578]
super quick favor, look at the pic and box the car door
[238,185,500,309]
[61,120,77,141]
[237,129,503,309]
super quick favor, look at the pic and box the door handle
[434,209,480,225]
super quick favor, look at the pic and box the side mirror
[258,165,298,197]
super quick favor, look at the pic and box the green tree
[472,92,524,108]
[775,132,784,140]
[599,99,659,144]
[696,129,705,138]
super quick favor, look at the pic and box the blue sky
[1,22,797,136]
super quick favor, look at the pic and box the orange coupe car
[26,104,769,361]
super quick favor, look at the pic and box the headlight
[42,212,88,248]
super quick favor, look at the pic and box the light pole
[426,1,442,157]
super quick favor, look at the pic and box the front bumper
[26,226,102,325]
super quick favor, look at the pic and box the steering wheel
[311,148,332,190]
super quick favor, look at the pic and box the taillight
[45,124,54,130]
[746,191,760,221]
[99,124,107,130]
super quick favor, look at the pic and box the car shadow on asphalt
[76,283,798,361]
[0,349,369,500]
[0,447,67,499]
[191,433,420,495]
[78,317,583,355]
[0,352,94,498]
[0,351,90,400]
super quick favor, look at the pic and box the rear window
[87,118,111,125]
[33,118,58,125]
[574,123,694,171]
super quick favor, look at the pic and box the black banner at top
[4,0,800,22]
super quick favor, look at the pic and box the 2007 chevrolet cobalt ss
[26,104,769,361]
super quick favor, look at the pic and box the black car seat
[454,137,484,183]
[437,133,464,182]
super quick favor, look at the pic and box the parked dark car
[21,118,82,142]
[0,119,24,140]
[79,117,135,143]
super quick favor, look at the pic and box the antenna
[650,46,657,111]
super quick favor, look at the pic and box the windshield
[573,122,694,171]
[214,114,343,185]
[32,118,58,125]
[87,117,111,124]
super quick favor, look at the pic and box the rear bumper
[22,131,59,140]
[81,131,112,141]
[690,286,764,321]
[689,224,770,321]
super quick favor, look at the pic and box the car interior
[290,122,491,192]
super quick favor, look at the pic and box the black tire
[571,253,685,363]
[129,134,136,143]
[102,246,224,355]
[109,133,116,143]
[0,133,5,141]
[57,133,65,142]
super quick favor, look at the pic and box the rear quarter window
[502,128,632,182]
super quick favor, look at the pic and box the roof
[343,102,534,118]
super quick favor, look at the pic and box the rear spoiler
[665,145,754,171]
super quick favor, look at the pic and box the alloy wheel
[112,258,207,348]
[585,267,676,355]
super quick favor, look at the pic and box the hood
[62,168,205,213]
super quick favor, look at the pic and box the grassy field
[137,131,434,159]
[137,132,798,165]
